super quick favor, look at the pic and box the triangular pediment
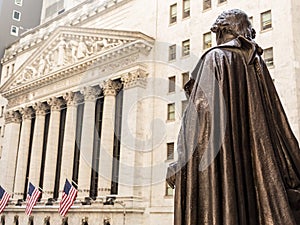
[1,26,154,96]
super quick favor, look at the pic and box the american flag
[25,183,41,216]
[59,179,78,217]
[0,186,10,213]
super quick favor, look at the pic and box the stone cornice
[1,40,153,99]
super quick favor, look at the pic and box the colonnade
[0,70,148,203]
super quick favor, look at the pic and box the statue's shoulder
[201,36,257,64]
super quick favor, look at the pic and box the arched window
[62,217,68,225]
[1,215,5,225]
[14,215,19,225]
[82,217,88,225]
[28,216,34,225]
[44,216,50,225]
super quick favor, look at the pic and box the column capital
[19,107,34,120]
[47,97,64,111]
[121,68,148,89]
[63,92,83,106]
[4,111,21,124]
[33,102,49,116]
[100,79,122,96]
[80,86,100,102]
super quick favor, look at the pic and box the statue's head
[211,9,256,45]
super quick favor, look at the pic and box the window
[0,106,4,117]
[15,0,23,6]
[218,0,227,3]
[6,66,9,77]
[14,215,19,225]
[165,182,174,196]
[182,72,189,88]
[167,103,175,121]
[11,63,15,74]
[167,142,174,160]
[2,125,5,137]
[45,0,64,18]
[182,100,188,114]
[264,47,274,67]
[169,44,176,61]
[261,10,272,31]
[1,215,5,225]
[203,32,212,50]
[168,76,176,93]
[182,39,190,56]
[203,0,211,10]
[13,10,21,21]
[0,127,2,137]
[170,3,177,24]
[182,0,190,18]
[11,25,19,36]
[249,16,253,25]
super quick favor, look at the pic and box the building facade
[0,0,43,78]
[0,0,299,224]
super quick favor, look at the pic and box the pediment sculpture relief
[15,34,126,85]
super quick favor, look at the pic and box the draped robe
[173,36,300,225]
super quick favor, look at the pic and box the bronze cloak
[173,36,300,225]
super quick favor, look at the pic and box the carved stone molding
[121,68,148,89]
[19,107,34,120]
[33,102,49,116]
[80,86,100,102]
[63,92,83,106]
[100,79,122,96]
[4,111,21,124]
[47,97,65,111]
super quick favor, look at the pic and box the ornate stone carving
[63,92,83,106]
[80,86,101,102]
[33,102,49,116]
[47,97,65,111]
[4,111,21,124]
[19,107,34,120]
[121,68,148,89]
[100,79,122,96]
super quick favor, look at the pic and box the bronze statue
[167,9,300,225]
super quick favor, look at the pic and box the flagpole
[71,180,78,188]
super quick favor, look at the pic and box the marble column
[28,102,49,188]
[98,79,121,196]
[42,97,64,200]
[13,107,34,200]
[77,86,100,198]
[59,92,82,198]
[118,69,148,196]
[0,111,21,194]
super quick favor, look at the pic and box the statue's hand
[166,162,177,189]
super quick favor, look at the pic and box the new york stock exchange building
[0,0,196,224]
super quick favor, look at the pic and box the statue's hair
[211,9,256,40]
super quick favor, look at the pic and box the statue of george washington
[167,9,300,225]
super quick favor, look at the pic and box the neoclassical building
[0,0,300,224]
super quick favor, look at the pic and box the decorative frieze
[4,111,21,124]
[33,102,49,116]
[101,79,122,96]
[121,68,148,89]
[80,86,101,102]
